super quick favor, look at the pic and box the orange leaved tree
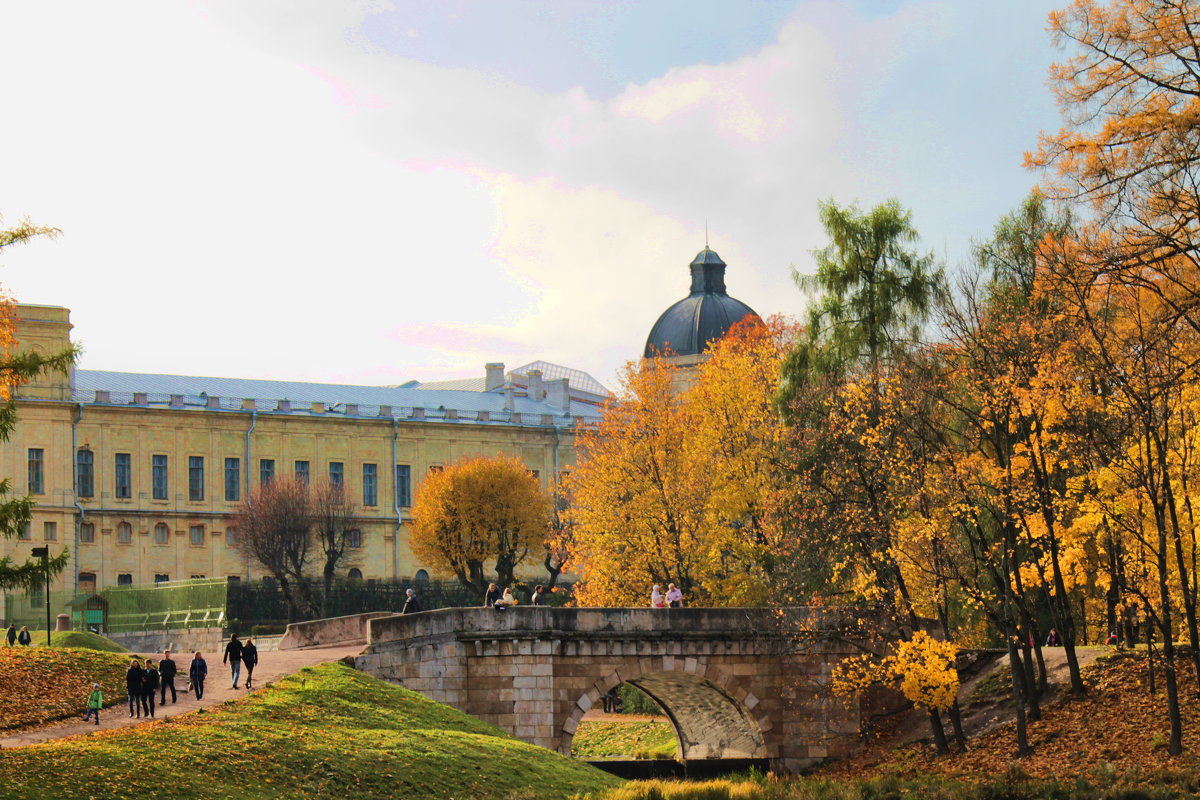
[409,455,552,598]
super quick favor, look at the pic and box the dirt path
[0,643,364,749]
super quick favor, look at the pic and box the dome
[644,248,761,358]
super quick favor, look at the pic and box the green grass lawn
[572,719,678,759]
[0,662,623,800]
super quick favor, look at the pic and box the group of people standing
[483,583,548,608]
[651,583,684,608]
[5,624,32,646]
[123,650,191,720]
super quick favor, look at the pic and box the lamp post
[30,547,50,646]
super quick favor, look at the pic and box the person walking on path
[159,650,178,705]
[5,624,15,646]
[188,651,208,700]
[241,638,258,690]
[224,634,244,689]
[126,658,144,718]
[484,583,501,608]
[402,588,422,614]
[82,683,102,725]
[140,659,159,719]
[531,585,546,606]
[666,583,683,608]
[17,626,31,646]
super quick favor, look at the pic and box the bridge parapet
[355,606,899,773]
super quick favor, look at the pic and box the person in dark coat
[126,658,144,717]
[223,634,244,689]
[531,585,546,606]
[241,638,258,690]
[141,658,159,718]
[189,651,208,700]
[484,583,501,608]
[5,624,15,646]
[402,588,422,614]
[17,626,31,646]
[159,649,178,704]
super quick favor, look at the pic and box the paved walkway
[0,642,365,749]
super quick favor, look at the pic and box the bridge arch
[560,659,771,760]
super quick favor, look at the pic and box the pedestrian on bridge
[651,585,666,608]
[666,583,683,608]
[224,634,244,689]
[484,583,501,608]
[402,588,422,614]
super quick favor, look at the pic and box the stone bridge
[353,607,900,773]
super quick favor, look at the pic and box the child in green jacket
[82,683,102,724]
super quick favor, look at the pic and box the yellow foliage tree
[409,454,552,599]
[565,317,792,607]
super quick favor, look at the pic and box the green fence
[102,578,229,632]
[5,576,575,634]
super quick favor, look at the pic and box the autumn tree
[237,476,314,622]
[566,317,792,607]
[0,217,78,592]
[409,455,551,598]
[312,480,354,618]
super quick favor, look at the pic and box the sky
[0,0,1064,391]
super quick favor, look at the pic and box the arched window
[348,568,363,580]
[78,572,96,589]
[153,523,169,545]
[116,522,132,544]
[415,569,430,582]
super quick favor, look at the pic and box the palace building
[0,305,607,607]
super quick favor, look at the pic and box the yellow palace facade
[0,305,607,603]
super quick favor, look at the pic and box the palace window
[225,527,239,547]
[260,458,275,486]
[43,521,56,541]
[189,525,205,546]
[116,522,132,544]
[188,456,204,501]
[225,457,241,502]
[80,522,95,543]
[153,522,169,545]
[17,522,31,541]
[114,453,132,498]
[78,572,97,589]
[117,574,133,586]
[27,448,43,494]
[76,449,94,498]
[329,461,343,488]
[154,574,169,584]
[152,455,168,500]
[395,464,411,507]
[346,529,362,549]
[295,460,310,484]
[348,567,363,580]
[362,464,377,507]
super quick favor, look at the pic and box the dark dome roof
[644,248,761,358]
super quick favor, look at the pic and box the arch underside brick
[558,658,771,760]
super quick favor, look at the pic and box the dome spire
[644,246,760,358]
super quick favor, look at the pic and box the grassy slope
[48,631,129,652]
[572,719,677,759]
[0,648,131,731]
[0,662,623,800]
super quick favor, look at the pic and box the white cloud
[0,0,1060,388]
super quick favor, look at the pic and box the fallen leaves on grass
[0,647,129,731]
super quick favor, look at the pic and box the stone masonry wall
[355,607,890,774]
